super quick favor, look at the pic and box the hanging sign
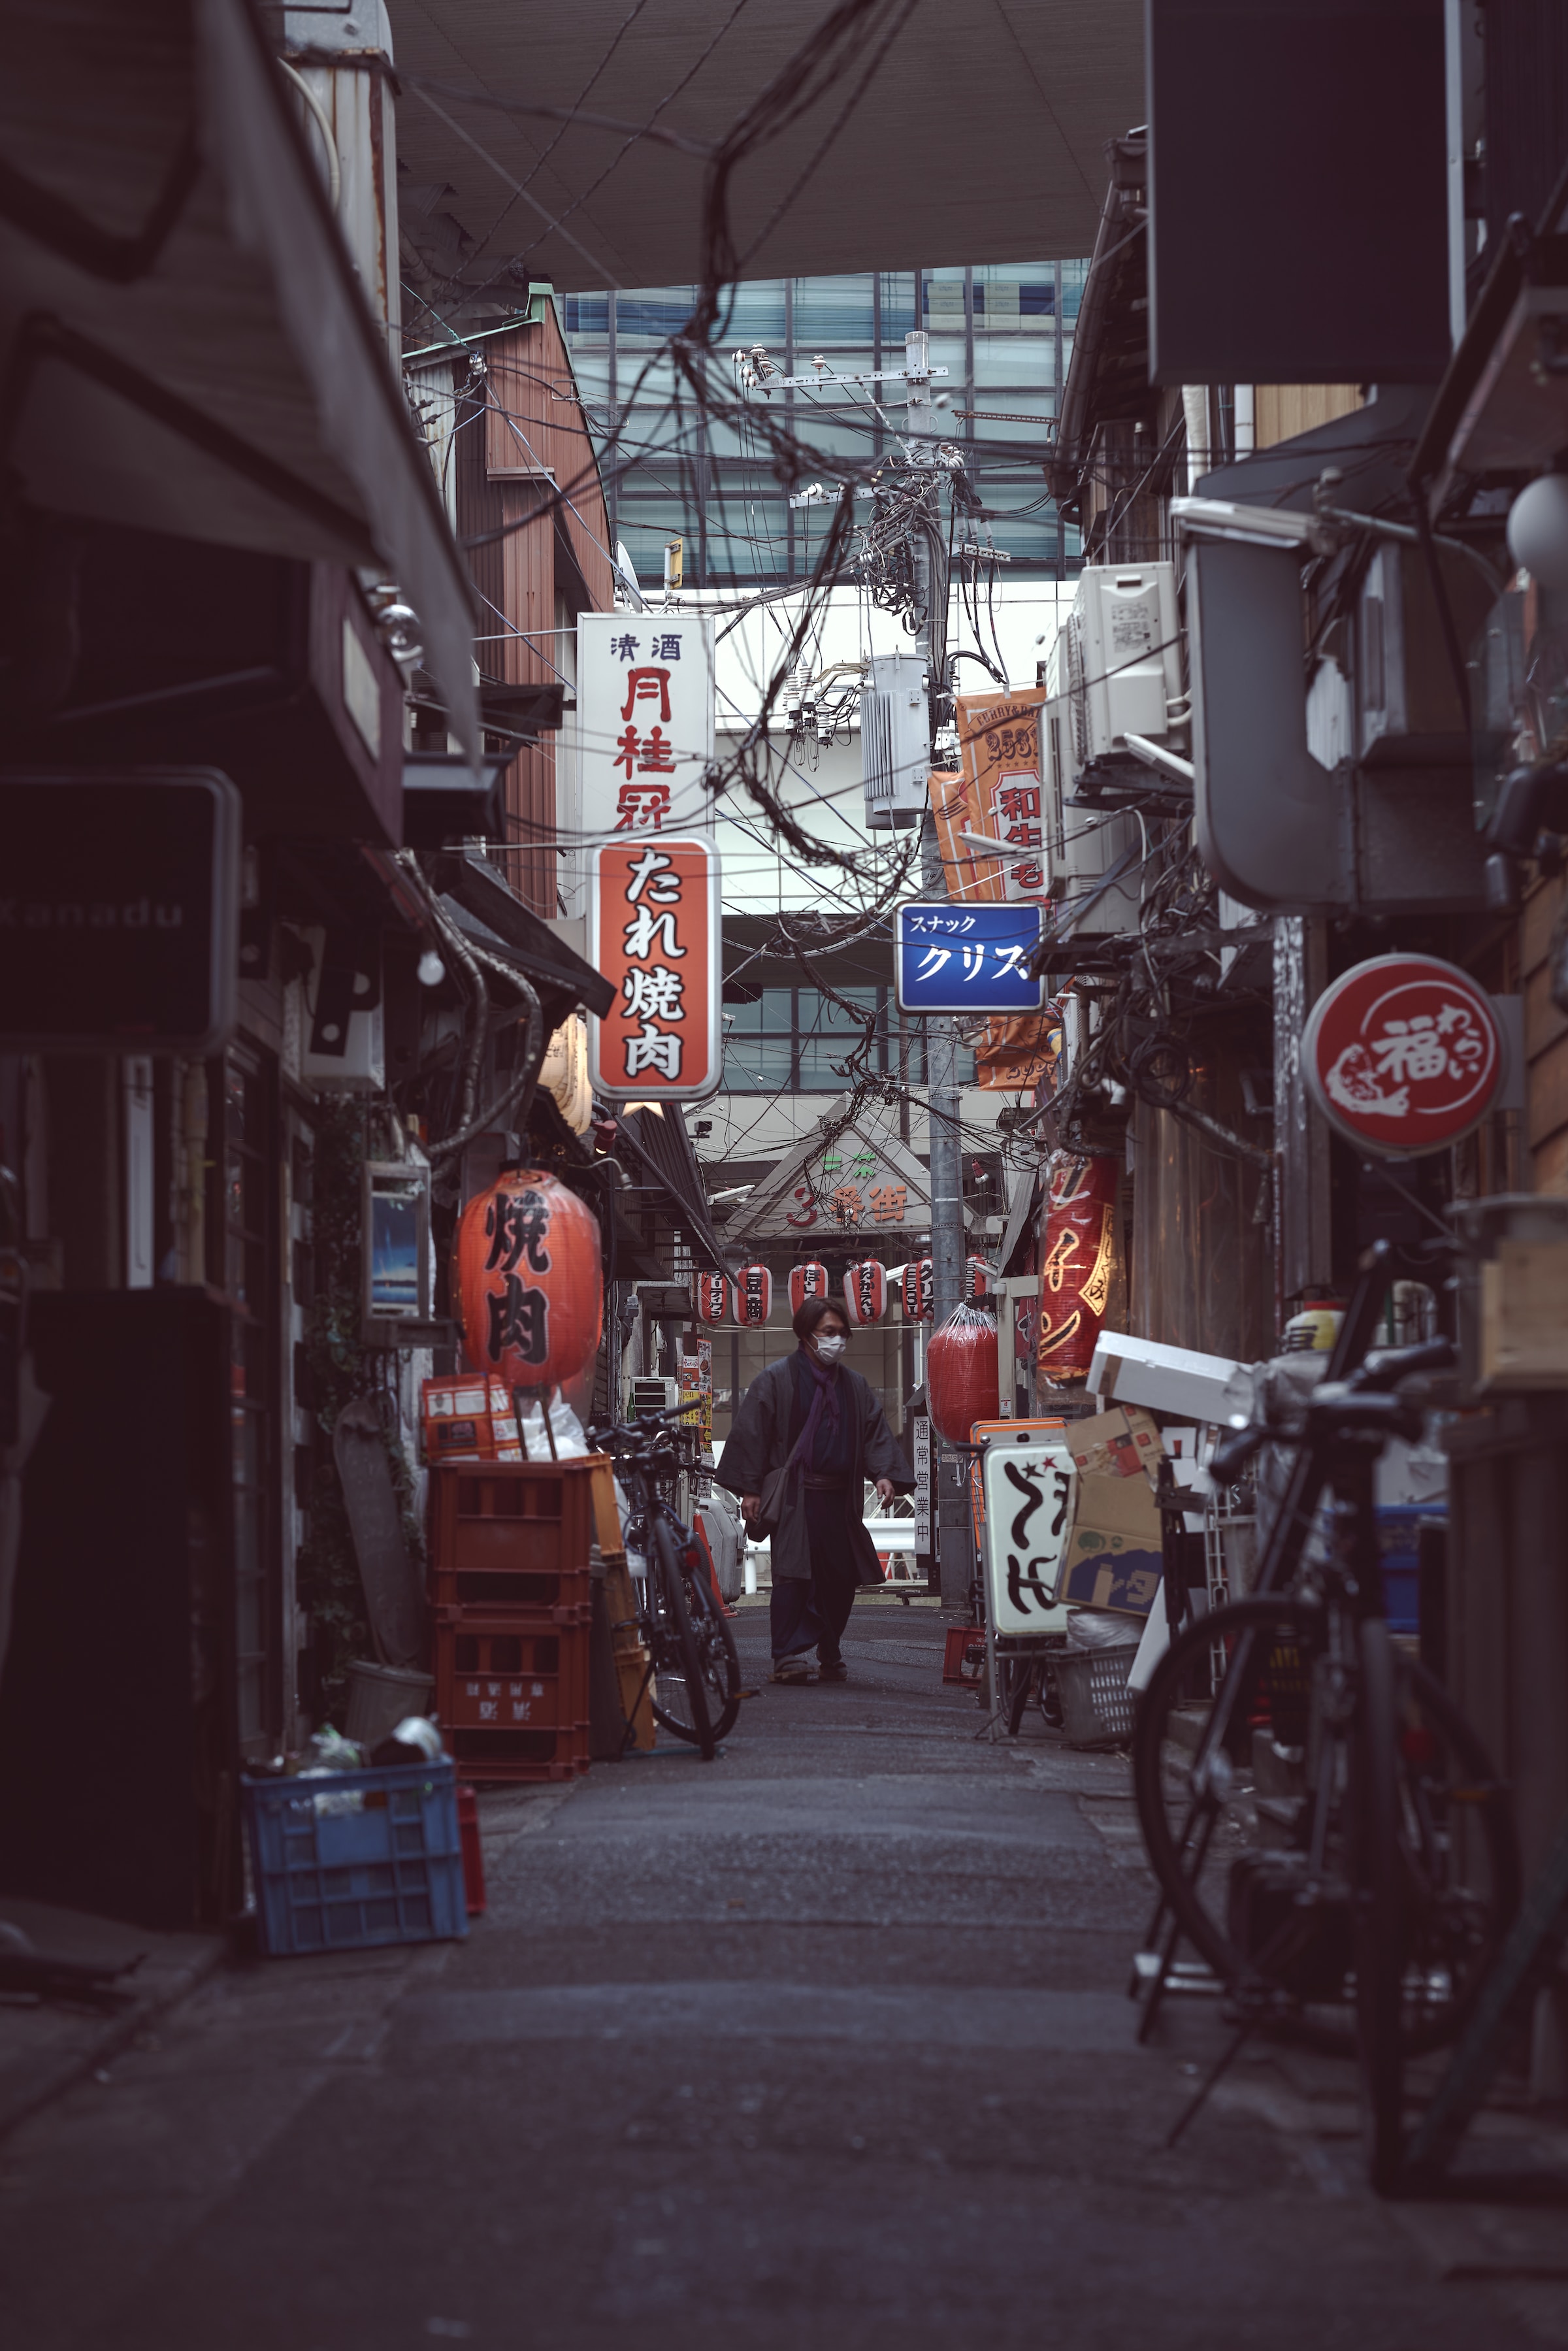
[727,1106,949,1241]
[1037,1152,1119,1382]
[733,1264,772,1326]
[577,613,716,843]
[931,689,1051,906]
[789,1262,830,1316]
[981,1434,1077,1637]
[1303,953,1506,1158]
[895,902,1047,1014]
[588,838,721,1101]
[842,1259,887,1326]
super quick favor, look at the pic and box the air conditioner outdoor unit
[1039,656,1145,938]
[1354,540,1490,768]
[1064,562,1181,767]
[860,651,928,830]
[631,1375,681,1415]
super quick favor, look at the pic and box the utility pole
[906,327,970,1613]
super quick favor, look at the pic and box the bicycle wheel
[1134,1594,1516,2058]
[1354,1617,1405,2192]
[685,1571,743,1745]
[646,1519,717,1758]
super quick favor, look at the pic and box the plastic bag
[1066,1607,1133,1651]
[926,1301,1000,1443]
[517,1387,589,1460]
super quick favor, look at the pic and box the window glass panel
[972,338,1054,389]
[792,274,874,344]
[879,271,917,338]
[797,1038,860,1088]
[570,352,613,410]
[1061,262,1088,323]
[722,1035,793,1091]
[616,288,698,339]
[563,293,610,334]
[721,280,787,343]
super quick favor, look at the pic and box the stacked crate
[429,1459,610,1782]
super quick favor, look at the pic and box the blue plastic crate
[241,1760,468,1957]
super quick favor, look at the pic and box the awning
[387,0,1143,294]
[617,1106,732,1276]
[0,0,478,757]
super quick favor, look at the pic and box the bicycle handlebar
[1208,1335,1454,1487]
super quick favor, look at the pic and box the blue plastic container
[241,1760,468,1957]
[1375,1505,1445,1637]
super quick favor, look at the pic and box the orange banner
[972,1010,1061,1093]
[932,691,1049,906]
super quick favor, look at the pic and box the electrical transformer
[860,651,928,830]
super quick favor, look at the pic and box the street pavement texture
[5,1599,1568,2348]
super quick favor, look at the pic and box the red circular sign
[1303,954,1505,1159]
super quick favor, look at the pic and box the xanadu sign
[578,612,717,843]
[1303,953,1506,1159]
[587,838,722,1102]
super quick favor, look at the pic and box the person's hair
[792,1292,849,1344]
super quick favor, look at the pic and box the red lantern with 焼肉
[1037,1151,1119,1383]
[926,1302,1000,1443]
[789,1262,829,1317]
[455,1170,602,1392]
[693,1270,728,1325]
[899,1258,934,1322]
[733,1264,772,1328]
[842,1259,886,1326]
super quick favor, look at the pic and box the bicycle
[1132,1244,1519,2193]
[587,1404,742,1764]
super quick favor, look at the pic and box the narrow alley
[2,1599,1552,2350]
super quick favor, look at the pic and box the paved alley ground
[5,1599,1568,2349]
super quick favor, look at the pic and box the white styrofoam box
[1088,1330,1249,1424]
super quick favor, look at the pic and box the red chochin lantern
[789,1261,829,1317]
[899,1258,934,1322]
[456,1170,602,1392]
[965,1255,992,1301]
[926,1302,1000,1443]
[693,1270,728,1325]
[842,1259,886,1326]
[733,1264,773,1327]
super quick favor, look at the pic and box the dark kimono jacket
[714,1353,914,1585]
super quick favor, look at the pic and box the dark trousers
[770,1491,859,1662]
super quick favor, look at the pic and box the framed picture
[361,1160,431,1334]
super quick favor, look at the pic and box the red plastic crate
[435,1619,592,1784]
[942,1624,986,1686]
[429,1460,612,1624]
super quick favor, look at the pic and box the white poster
[577,612,716,844]
[981,1437,1077,1637]
[913,1416,932,1555]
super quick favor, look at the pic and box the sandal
[817,1658,848,1683]
[769,1656,814,1685]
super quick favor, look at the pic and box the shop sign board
[724,1104,953,1242]
[1303,953,1505,1159]
[0,768,239,1053]
[911,1415,932,1555]
[981,1434,1076,1637]
[932,690,1051,904]
[588,838,722,1102]
[577,612,717,844]
[895,902,1047,1014]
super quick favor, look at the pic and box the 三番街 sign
[0,769,240,1053]
[1303,953,1505,1158]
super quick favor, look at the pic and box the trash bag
[926,1301,1000,1443]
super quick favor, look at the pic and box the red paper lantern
[1037,1152,1119,1381]
[789,1262,829,1316]
[965,1255,992,1301]
[926,1305,1000,1443]
[693,1270,728,1325]
[456,1170,602,1393]
[842,1259,886,1326]
[733,1264,773,1327]
[899,1258,934,1322]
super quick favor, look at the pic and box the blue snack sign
[894,902,1047,1014]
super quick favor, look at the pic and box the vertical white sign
[913,1416,932,1555]
[577,612,717,844]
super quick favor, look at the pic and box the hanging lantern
[965,1255,993,1301]
[899,1258,934,1322]
[733,1264,773,1327]
[692,1270,729,1325]
[789,1261,830,1317]
[842,1259,886,1326]
[1037,1151,1120,1383]
[455,1169,602,1393]
[926,1302,1000,1443]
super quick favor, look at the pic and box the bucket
[344,1660,435,1749]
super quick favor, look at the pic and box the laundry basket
[1054,1643,1141,1749]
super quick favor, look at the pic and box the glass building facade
[561,262,1088,589]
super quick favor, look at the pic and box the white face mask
[814,1332,847,1362]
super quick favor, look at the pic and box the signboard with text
[578,612,716,844]
[1303,953,1505,1159]
[895,902,1048,1015]
[587,838,721,1101]
[722,1110,953,1243]
[981,1435,1077,1637]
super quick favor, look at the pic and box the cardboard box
[1057,1464,1163,1617]
[1066,1405,1163,1490]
